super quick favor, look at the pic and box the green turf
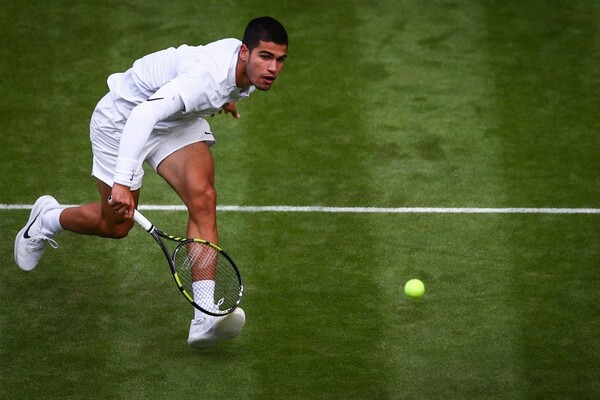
[1,0,599,399]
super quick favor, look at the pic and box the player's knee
[111,225,132,239]
[188,186,217,214]
[103,220,133,239]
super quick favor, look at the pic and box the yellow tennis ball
[404,279,425,298]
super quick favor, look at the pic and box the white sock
[41,208,64,237]
[193,280,215,320]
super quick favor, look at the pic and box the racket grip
[132,210,153,231]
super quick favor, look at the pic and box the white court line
[1,204,599,214]
[217,206,600,214]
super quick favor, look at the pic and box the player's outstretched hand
[219,101,240,119]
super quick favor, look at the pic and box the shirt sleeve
[170,57,221,115]
[113,82,185,187]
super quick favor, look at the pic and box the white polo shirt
[107,38,254,126]
[98,38,255,187]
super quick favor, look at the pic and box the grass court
[1,1,598,398]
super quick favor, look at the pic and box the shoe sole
[14,195,59,271]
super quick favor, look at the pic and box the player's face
[242,41,287,91]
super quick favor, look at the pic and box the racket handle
[132,209,153,232]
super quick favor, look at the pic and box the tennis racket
[132,208,243,316]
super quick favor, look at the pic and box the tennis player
[14,16,288,349]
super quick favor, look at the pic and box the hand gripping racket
[132,209,243,316]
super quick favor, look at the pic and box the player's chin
[254,82,274,91]
[254,77,276,91]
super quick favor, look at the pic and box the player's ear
[239,44,249,62]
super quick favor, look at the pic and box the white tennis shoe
[14,195,61,271]
[188,308,246,349]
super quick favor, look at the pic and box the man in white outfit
[14,16,288,349]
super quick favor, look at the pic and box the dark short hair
[243,16,288,51]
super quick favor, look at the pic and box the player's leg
[14,181,140,271]
[15,92,142,271]
[16,91,139,271]
[156,141,218,297]
[156,141,245,348]
[156,141,219,309]
[59,180,139,238]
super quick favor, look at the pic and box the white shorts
[90,93,216,190]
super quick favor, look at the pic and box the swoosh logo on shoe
[23,213,42,239]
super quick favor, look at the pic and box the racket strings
[173,241,240,314]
